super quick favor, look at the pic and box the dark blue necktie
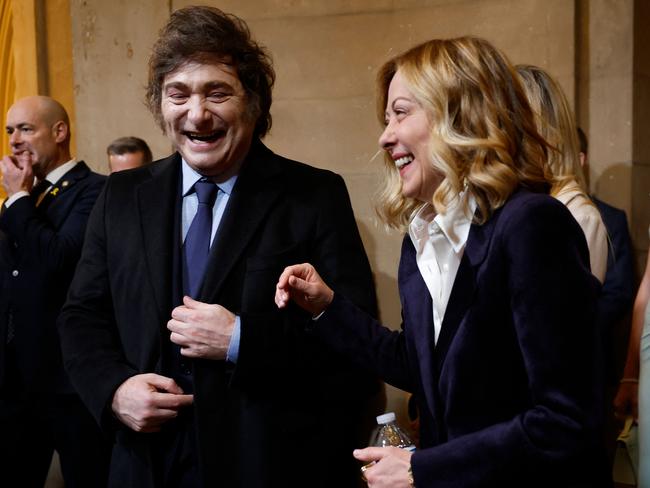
[184,179,218,298]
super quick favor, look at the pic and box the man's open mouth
[183,130,225,143]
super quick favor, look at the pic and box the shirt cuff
[4,191,29,208]
[226,315,241,364]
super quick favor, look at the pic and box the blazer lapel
[399,239,438,419]
[41,161,91,219]
[434,214,496,373]
[199,142,284,302]
[136,155,179,323]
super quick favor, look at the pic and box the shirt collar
[44,159,77,185]
[409,192,477,254]
[181,158,238,197]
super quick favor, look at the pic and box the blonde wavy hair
[375,37,550,231]
[516,65,589,198]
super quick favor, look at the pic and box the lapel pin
[50,187,60,196]
[61,180,69,187]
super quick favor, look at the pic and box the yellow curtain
[0,0,14,199]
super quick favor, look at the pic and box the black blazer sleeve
[232,171,378,397]
[58,184,139,429]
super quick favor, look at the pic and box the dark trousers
[0,392,111,488]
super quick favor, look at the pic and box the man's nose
[9,130,21,146]
[187,97,211,126]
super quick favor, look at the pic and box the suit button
[11,270,19,277]
[180,360,191,375]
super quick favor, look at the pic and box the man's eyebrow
[6,123,31,130]
[163,81,189,91]
[206,80,234,88]
[163,81,235,91]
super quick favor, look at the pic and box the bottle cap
[376,412,396,424]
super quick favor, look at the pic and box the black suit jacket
[0,161,105,394]
[59,142,378,488]
[592,197,636,383]
[312,189,608,487]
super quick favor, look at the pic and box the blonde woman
[517,65,608,283]
[276,38,607,487]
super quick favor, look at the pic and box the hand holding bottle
[358,412,416,487]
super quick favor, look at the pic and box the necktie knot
[194,179,218,206]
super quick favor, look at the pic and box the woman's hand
[614,381,639,421]
[354,446,413,488]
[275,263,334,316]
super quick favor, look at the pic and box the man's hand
[354,447,413,488]
[0,155,33,196]
[111,373,193,433]
[275,263,334,316]
[167,296,235,360]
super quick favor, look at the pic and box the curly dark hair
[146,6,275,138]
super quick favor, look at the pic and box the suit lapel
[136,155,179,322]
[200,142,284,302]
[40,161,91,218]
[398,238,437,419]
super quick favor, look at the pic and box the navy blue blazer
[313,189,606,487]
[0,161,105,394]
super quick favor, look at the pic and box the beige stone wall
[70,0,171,172]
[584,0,636,262]
[577,0,650,274]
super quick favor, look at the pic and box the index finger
[277,264,306,289]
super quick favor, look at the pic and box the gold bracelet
[620,378,639,384]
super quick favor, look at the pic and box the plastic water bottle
[372,412,416,451]
[361,412,416,480]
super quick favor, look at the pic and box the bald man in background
[0,96,109,487]
[107,136,153,173]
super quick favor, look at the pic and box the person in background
[276,37,608,487]
[577,127,636,463]
[0,96,109,487]
[106,136,153,173]
[58,6,378,487]
[517,65,608,284]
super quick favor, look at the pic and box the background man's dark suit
[59,143,379,487]
[0,161,108,486]
[591,196,636,465]
[592,196,636,382]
